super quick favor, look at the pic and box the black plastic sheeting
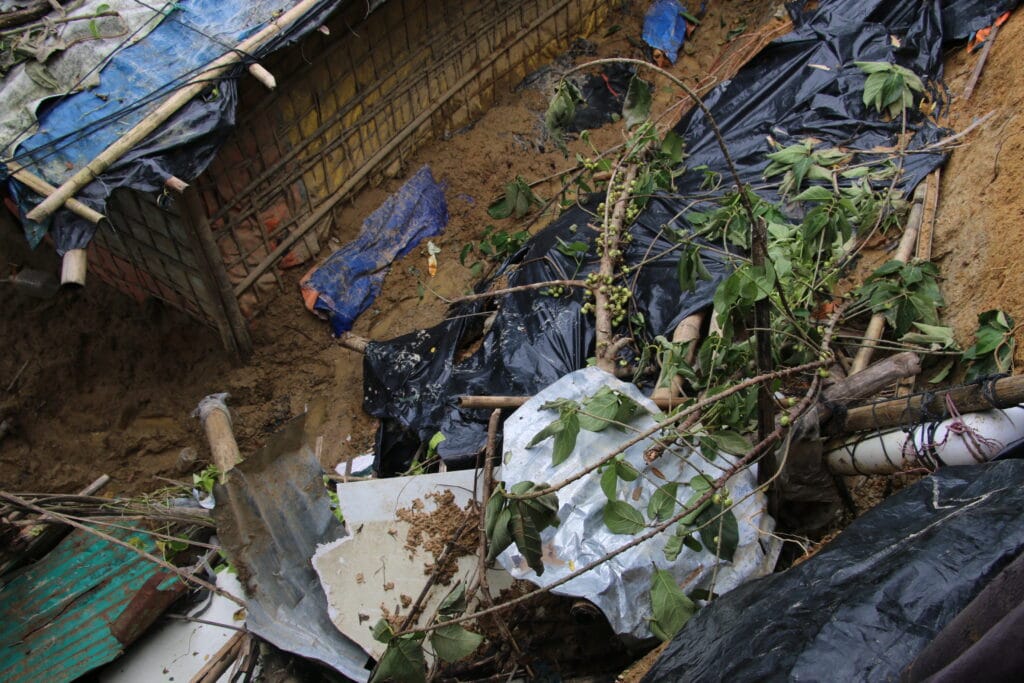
[641,460,1024,682]
[364,0,1017,474]
[6,0,348,255]
[364,197,733,474]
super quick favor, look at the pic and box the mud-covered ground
[1,0,791,496]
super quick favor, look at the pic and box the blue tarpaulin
[300,165,448,335]
[642,0,691,64]
[3,0,350,252]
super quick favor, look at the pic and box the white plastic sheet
[496,367,780,639]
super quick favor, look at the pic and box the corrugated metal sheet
[0,524,186,683]
[214,413,371,681]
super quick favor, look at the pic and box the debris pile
[2,1,1023,682]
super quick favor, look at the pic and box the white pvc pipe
[826,406,1024,476]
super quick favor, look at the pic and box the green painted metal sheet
[0,524,185,683]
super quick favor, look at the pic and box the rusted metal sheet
[0,524,187,683]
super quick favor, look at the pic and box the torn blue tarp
[642,0,693,64]
[301,165,448,335]
[2,0,370,251]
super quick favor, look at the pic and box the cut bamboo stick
[195,394,241,473]
[247,63,276,90]
[5,161,104,224]
[850,183,927,373]
[60,249,87,286]
[25,0,325,222]
[164,175,189,193]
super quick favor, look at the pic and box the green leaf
[689,474,714,492]
[510,501,544,574]
[765,142,810,167]
[484,490,504,540]
[430,625,484,663]
[371,618,394,644]
[649,569,696,641]
[661,130,685,165]
[614,393,646,423]
[371,635,426,683]
[623,75,652,129]
[900,323,957,349]
[601,466,618,499]
[708,430,750,455]
[929,359,955,384]
[679,490,712,526]
[854,60,893,74]
[486,507,513,562]
[545,80,584,144]
[696,505,740,561]
[528,417,566,448]
[578,387,620,431]
[438,582,467,618]
[488,177,540,220]
[551,413,580,466]
[663,533,684,561]
[647,483,679,522]
[841,165,871,179]
[615,459,640,482]
[791,185,834,203]
[603,500,646,535]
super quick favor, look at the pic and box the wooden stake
[195,395,242,473]
[963,21,1000,101]
[25,0,326,222]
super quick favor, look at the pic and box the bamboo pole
[5,161,104,224]
[851,183,927,373]
[835,373,1024,434]
[963,21,1000,100]
[25,0,326,222]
